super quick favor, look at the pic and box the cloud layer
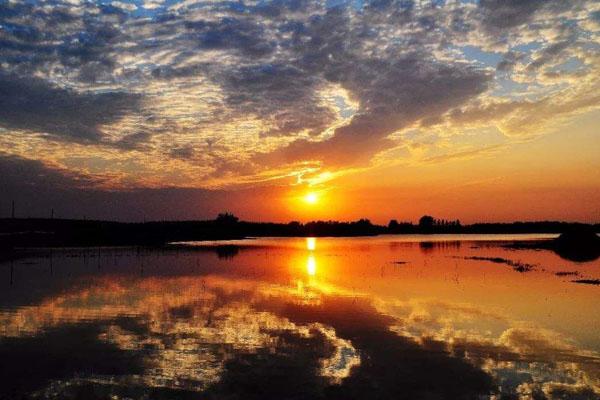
[1,0,599,192]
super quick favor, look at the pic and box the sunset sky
[1,0,599,223]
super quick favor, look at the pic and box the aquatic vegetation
[461,256,536,272]
[572,279,600,286]
[555,271,579,277]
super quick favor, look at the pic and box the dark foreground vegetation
[507,225,600,262]
[0,213,598,257]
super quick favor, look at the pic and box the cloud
[446,72,600,136]
[259,54,491,166]
[496,51,525,72]
[0,73,141,144]
[186,16,277,58]
[112,131,153,151]
[0,153,292,220]
[218,63,336,138]
[477,0,591,35]
[478,0,547,31]
[0,152,99,189]
[0,0,598,193]
[0,1,126,82]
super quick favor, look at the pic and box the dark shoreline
[1,218,598,244]
[1,218,598,262]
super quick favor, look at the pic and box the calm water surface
[1,235,599,399]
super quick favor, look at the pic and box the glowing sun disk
[304,192,318,204]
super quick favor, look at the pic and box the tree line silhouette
[0,213,598,249]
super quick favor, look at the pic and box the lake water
[1,235,599,399]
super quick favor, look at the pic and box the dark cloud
[220,63,336,137]
[169,145,195,159]
[0,153,280,221]
[478,0,547,31]
[0,152,98,190]
[256,52,491,166]
[478,0,592,39]
[185,17,277,58]
[0,74,141,143]
[113,132,153,150]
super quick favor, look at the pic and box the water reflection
[419,240,462,253]
[306,237,318,277]
[1,236,599,399]
[307,255,317,276]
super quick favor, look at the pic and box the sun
[304,192,318,204]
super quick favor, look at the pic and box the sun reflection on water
[307,255,317,276]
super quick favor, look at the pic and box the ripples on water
[0,235,599,399]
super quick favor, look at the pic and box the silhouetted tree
[287,221,302,235]
[388,219,399,229]
[419,215,435,231]
[356,219,373,228]
[216,212,239,224]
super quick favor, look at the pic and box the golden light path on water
[0,235,599,399]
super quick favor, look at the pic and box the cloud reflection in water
[0,238,599,399]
